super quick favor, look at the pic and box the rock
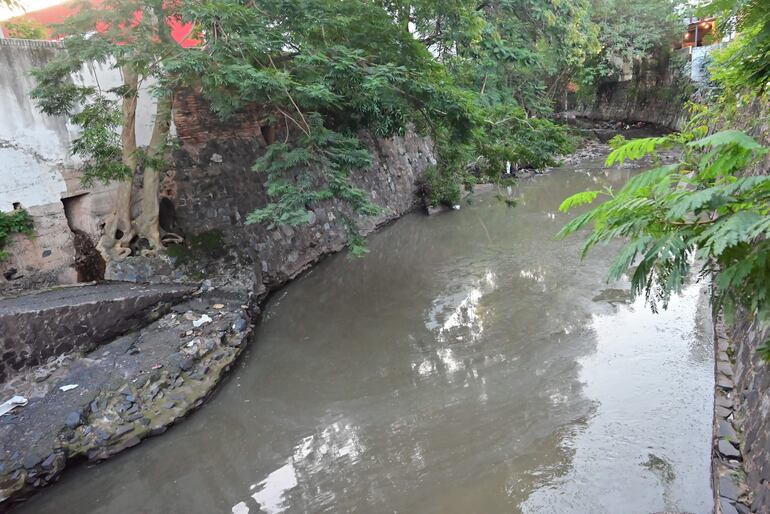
[718,338,729,353]
[232,317,248,332]
[178,357,194,372]
[718,361,734,377]
[197,338,216,357]
[64,411,81,429]
[112,424,134,439]
[719,420,739,442]
[716,395,733,409]
[735,502,750,514]
[40,453,56,470]
[720,498,739,514]
[719,440,741,459]
[33,368,53,383]
[117,401,133,413]
[22,453,43,469]
[125,411,144,422]
[716,405,733,418]
[149,426,167,436]
[719,475,741,501]
[717,376,734,390]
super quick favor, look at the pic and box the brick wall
[173,88,272,147]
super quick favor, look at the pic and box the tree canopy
[703,0,770,93]
[29,0,681,260]
[559,0,770,358]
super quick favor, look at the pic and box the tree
[704,0,770,93]
[558,129,770,353]
[4,18,47,39]
[32,0,186,261]
[574,0,680,94]
[30,0,594,261]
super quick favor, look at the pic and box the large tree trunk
[133,91,177,253]
[97,65,138,262]
[131,3,183,254]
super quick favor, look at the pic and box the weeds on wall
[0,209,34,262]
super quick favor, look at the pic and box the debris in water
[59,384,79,392]
[0,395,28,416]
[193,314,213,328]
[213,303,225,309]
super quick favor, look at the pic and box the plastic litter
[212,303,225,309]
[0,395,28,416]
[59,384,79,392]
[193,314,213,328]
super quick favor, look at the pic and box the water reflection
[425,270,496,344]
[521,283,713,514]
[232,421,365,514]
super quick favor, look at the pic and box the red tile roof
[1,0,199,47]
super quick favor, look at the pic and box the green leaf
[558,190,600,212]
[689,130,763,150]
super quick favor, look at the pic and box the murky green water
[19,160,714,514]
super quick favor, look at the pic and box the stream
[19,156,714,514]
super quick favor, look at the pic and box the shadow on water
[18,161,713,514]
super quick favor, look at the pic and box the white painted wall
[0,39,156,213]
[690,42,726,82]
[0,38,158,286]
[0,40,72,210]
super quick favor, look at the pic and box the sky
[0,0,64,21]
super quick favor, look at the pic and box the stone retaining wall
[712,97,770,514]
[571,49,690,130]
[715,312,770,513]
[0,283,194,383]
[106,89,436,291]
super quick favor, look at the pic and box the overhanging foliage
[559,129,770,356]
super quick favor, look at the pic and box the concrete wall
[0,282,194,383]
[0,38,157,292]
